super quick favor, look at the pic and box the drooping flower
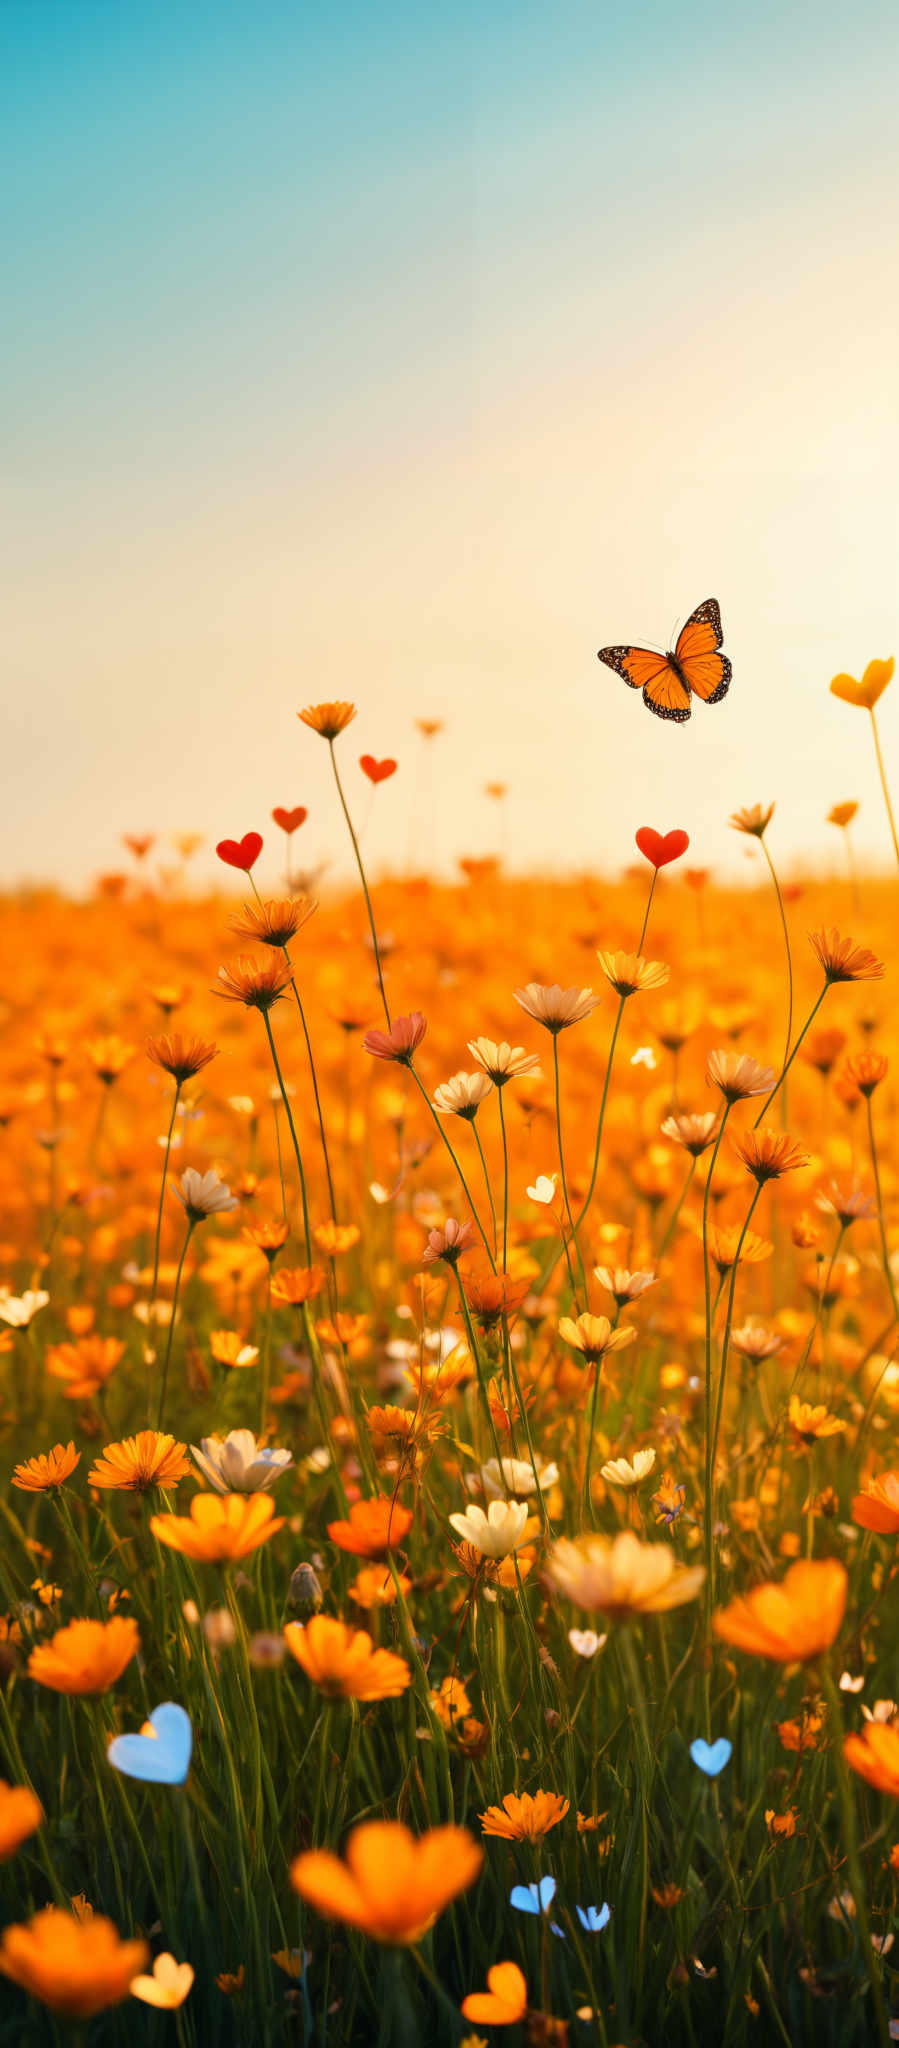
[479,1791,569,1841]
[544,1532,704,1617]
[87,1434,192,1492]
[290,1821,482,1943]
[0,1910,149,2019]
[191,1430,293,1494]
[284,1616,411,1700]
[28,1618,140,1696]
[712,1559,847,1661]
[149,1494,285,1562]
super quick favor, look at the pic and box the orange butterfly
[597,598,731,723]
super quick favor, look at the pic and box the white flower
[839,1671,865,1693]
[476,1455,559,1501]
[862,1699,899,1723]
[567,1628,608,1658]
[0,1289,49,1328]
[191,1429,293,1494]
[527,1175,558,1205]
[631,1046,657,1070]
[130,1953,195,2010]
[172,1168,238,1220]
[448,1499,529,1558]
[600,1449,656,1489]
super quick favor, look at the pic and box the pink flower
[363,1013,427,1065]
[422,1220,477,1266]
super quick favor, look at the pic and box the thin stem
[636,868,658,953]
[156,1217,195,1430]
[552,1034,587,1304]
[870,707,899,870]
[819,1664,891,2047]
[407,1065,495,1266]
[151,1079,182,1298]
[471,1117,498,1257]
[865,1096,899,1323]
[753,985,829,1128]
[702,1108,731,1623]
[262,1010,312,1261]
[497,1086,510,1272]
[760,835,793,1109]
[328,737,391,1025]
[575,995,627,1232]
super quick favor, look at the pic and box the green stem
[156,1217,195,1430]
[753,985,828,1128]
[819,1664,891,2047]
[552,1034,587,1304]
[328,737,391,1026]
[407,1065,495,1265]
[865,1096,899,1323]
[760,835,793,1119]
[263,1009,312,1260]
[870,707,899,870]
[151,1079,182,1298]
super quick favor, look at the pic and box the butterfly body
[598,597,731,722]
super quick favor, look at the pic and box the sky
[3,0,899,891]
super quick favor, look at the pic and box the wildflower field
[5,689,899,2046]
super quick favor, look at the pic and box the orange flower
[145,1034,218,1082]
[28,1617,140,1695]
[87,1432,191,1492]
[705,1224,773,1277]
[243,1220,290,1257]
[844,1721,899,1796]
[298,701,357,739]
[0,1908,148,2018]
[271,1266,326,1305]
[363,1013,428,1065]
[87,1036,135,1084]
[0,1782,43,1858]
[712,1559,847,1663]
[283,1616,411,1700]
[788,1398,845,1446]
[844,1050,888,1096]
[45,1336,124,1400]
[327,1497,413,1558]
[349,1565,411,1609]
[290,1820,482,1943]
[462,1269,531,1330]
[808,929,885,984]
[852,1472,899,1535]
[730,802,775,839]
[230,897,317,947]
[149,1493,285,1561]
[830,657,893,710]
[462,1961,528,2027]
[313,1223,360,1256]
[215,956,294,1010]
[209,1330,260,1368]
[828,801,859,828]
[12,1443,80,1493]
[479,1790,569,1841]
[596,950,669,997]
[733,1128,809,1183]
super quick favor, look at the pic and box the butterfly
[597,597,731,723]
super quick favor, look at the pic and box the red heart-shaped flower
[360,755,397,785]
[271,806,308,834]
[216,832,263,872]
[635,827,690,869]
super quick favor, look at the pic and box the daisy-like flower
[852,1471,899,1534]
[730,1323,783,1361]
[363,1013,427,1065]
[544,1531,705,1617]
[729,802,775,839]
[713,1558,847,1662]
[190,1430,293,1494]
[448,1500,529,1559]
[844,1721,899,1797]
[593,1266,656,1306]
[815,1181,876,1225]
[129,1953,195,2009]
[0,1783,43,1859]
[512,983,599,1033]
[422,1219,477,1266]
[87,1433,191,1493]
[149,1493,285,1561]
[557,1313,636,1364]
[660,1112,719,1155]
[229,897,317,947]
[479,1791,569,1841]
[87,1037,135,1085]
[808,929,885,983]
[733,1128,809,1183]
[271,1265,326,1305]
[209,1330,260,1367]
[788,1397,845,1445]
[477,1455,559,1500]
[844,1051,888,1096]
[600,1448,656,1488]
[0,1290,49,1329]
[45,1336,125,1400]
[12,1443,80,1493]
[462,1269,531,1328]
[704,1224,773,1277]
[596,951,670,997]
[172,1168,238,1221]
[466,1039,542,1085]
[291,1820,482,1944]
[0,1909,149,2020]
[326,1497,413,1557]
[145,1035,218,1083]
[432,1071,494,1118]
[706,1050,776,1102]
[298,701,357,739]
[28,1618,140,1696]
[215,956,294,1010]
[284,1616,411,1700]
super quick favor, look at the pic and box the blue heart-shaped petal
[576,1902,611,1932]
[108,1702,192,1785]
[510,1874,557,1915]
[690,1736,732,1778]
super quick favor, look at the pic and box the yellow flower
[544,1531,705,1617]
[479,1790,569,1841]
[283,1616,411,1701]
[298,700,357,739]
[28,1618,140,1696]
[129,1953,195,2008]
[87,1432,191,1492]
[830,657,893,710]
[12,1443,80,1493]
[149,1493,284,1562]
[713,1558,847,1662]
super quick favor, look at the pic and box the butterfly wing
[597,644,692,722]
[673,598,731,705]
